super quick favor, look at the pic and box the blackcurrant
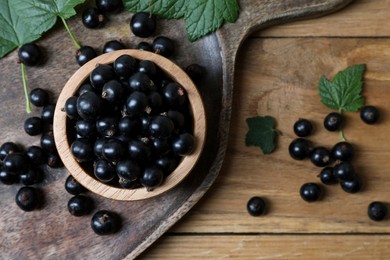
[47,152,63,168]
[149,115,174,138]
[324,112,343,131]
[90,64,117,90]
[113,54,137,80]
[318,167,338,185]
[29,88,49,107]
[137,42,153,52]
[96,116,118,137]
[118,116,141,137]
[124,91,148,116]
[24,116,43,136]
[116,159,141,181]
[103,40,125,53]
[71,139,94,162]
[64,96,78,119]
[247,196,266,216]
[91,210,121,235]
[19,167,44,186]
[94,159,116,182]
[138,60,157,78]
[340,175,362,193]
[310,147,331,167]
[15,186,40,211]
[288,138,311,160]
[96,0,123,13]
[25,146,47,165]
[300,183,322,202]
[82,8,105,29]
[77,91,103,120]
[0,168,18,185]
[41,104,55,124]
[40,131,57,153]
[128,72,155,92]
[293,118,313,137]
[333,161,355,181]
[18,43,41,66]
[152,36,174,57]
[161,82,186,107]
[368,201,387,221]
[127,139,151,165]
[140,166,164,190]
[76,46,97,66]
[101,80,125,104]
[130,12,156,38]
[360,105,380,124]
[67,195,94,216]
[3,152,29,173]
[102,139,126,162]
[331,141,354,161]
[65,175,88,195]
[154,155,178,176]
[171,133,194,156]
[0,142,20,160]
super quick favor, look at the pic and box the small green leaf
[319,64,366,112]
[245,116,278,155]
[123,0,240,42]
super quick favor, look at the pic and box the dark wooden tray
[0,0,352,258]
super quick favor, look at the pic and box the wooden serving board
[0,0,353,259]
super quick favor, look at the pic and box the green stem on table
[60,17,81,49]
[21,63,32,113]
[338,109,346,142]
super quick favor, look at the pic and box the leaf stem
[338,109,346,141]
[60,17,81,49]
[21,63,32,113]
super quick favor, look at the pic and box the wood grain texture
[0,0,356,259]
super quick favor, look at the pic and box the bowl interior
[53,49,206,201]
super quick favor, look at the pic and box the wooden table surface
[140,0,390,258]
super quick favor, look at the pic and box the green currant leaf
[319,64,366,112]
[245,116,278,155]
[123,0,240,41]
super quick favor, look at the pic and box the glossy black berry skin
[90,64,117,90]
[76,46,97,66]
[360,105,380,124]
[138,60,157,78]
[153,36,174,57]
[94,159,116,182]
[47,152,63,168]
[129,72,155,92]
[293,118,313,137]
[71,139,94,162]
[18,43,41,66]
[161,82,186,107]
[300,183,322,202]
[318,167,338,185]
[3,152,29,173]
[127,140,151,165]
[91,210,121,235]
[75,119,97,138]
[331,141,354,162]
[65,175,88,195]
[82,8,105,28]
[171,133,194,156]
[137,42,153,52]
[103,40,125,53]
[96,0,123,13]
[149,115,174,138]
[368,201,388,221]
[0,142,20,160]
[67,195,94,216]
[24,117,43,136]
[29,88,49,107]
[41,104,55,124]
[310,147,331,167]
[140,166,164,190]
[40,131,57,153]
[247,196,266,216]
[0,168,18,185]
[113,54,137,80]
[64,96,78,119]
[130,12,156,37]
[25,146,47,165]
[19,167,44,186]
[324,112,343,132]
[125,91,148,116]
[288,138,311,160]
[77,91,103,120]
[115,159,141,181]
[333,161,355,181]
[15,186,40,211]
[102,139,126,162]
[340,175,361,193]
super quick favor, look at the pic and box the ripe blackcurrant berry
[41,104,55,124]
[360,105,380,124]
[310,147,331,167]
[103,40,125,53]
[293,118,313,137]
[152,36,174,57]
[333,161,355,181]
[318,166,338,185]
[140,166,164,190]
[94,159,116,182]
[40,131,57,153]
[154,155,178,177]
[288,138,311,160]
[129,72,155,92]
[138,60,158,78]
[113,54,137,80]
[3,152,29,173]
[324,112,343,131]
[19,167,44,186]
[25,146,47,165]
[0,168,18,185]
[64,96,78,119]
[340,175,361,193]
[75,119,97,138]
[82,8,105,29]
[130,12,156,37]
[65,175,88,195]
[125,91,148,116]
[91,210,121,235]
[161,82,186,107]
[137,42,153,52]
[68,195,94,216]
[71,139,94,162]
[247,196,266,216]
[171,133,194,156]
[96,0,123,13]
[24,116,43,136]
[116,159,141,181]
[300,183,322,202]
[118,116,141,137]
[90,64,116,90]
[47,152,63,168]
[29,88,49,107]
[15,186,40,211]
[368,201,388,221]
[77,91,103,120]
[0,142,20,160]
[127,139,151,165]
[96,116,118,137]
[18,43,41,66]
[149,115,174,138]
[331,141,354,161]
[102,139,126,162]
[101,80,125,104]
[76,46,97,66]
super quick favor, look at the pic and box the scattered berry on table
[360,105,380,124]
[310,146,331,167]
[288,138,312,160]
[24,116,43,136]
[333,161,356,181]
[247,196,266,216]
[293,118,313,137]
[96,0,123,13]
[368,201,388,221]
[15,186,40,211]
[152,36,174,57]
[103,40,125,53]
[76,46,97,66]
[340,175,362,193]
[82,8,105,29]
[300,183,322,202]
[29,88,50,107]
[67,195,94,216]
[65,175,88,195]
[130,12,156,38]
[91,210,121,235]
[318,166,338,185]
[331,141,354,162]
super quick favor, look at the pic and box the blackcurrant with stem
[293,118,313,137]
[91,210,121,235]
[324,112,343,132]
[96,116,118,137]
[82,8,105,29]
[300,183,322,202]
[130,12,156,37]
[101,80,125,104]
[152,36,174,57]
[247,196,266,216]
[368,201,387,221]
[288,138,311,160]
[18,43,41,66]
[360,105,380,124]
[76,46,97,66]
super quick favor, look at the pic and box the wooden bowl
[53,50,206,201]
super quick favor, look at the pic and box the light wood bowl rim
[53,49,206,201]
